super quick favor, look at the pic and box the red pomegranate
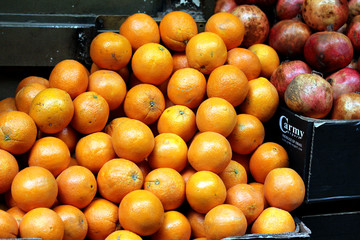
[232,5,270,47]
[268,19,311,58]
[270,60,312,100]
[284,73,333,119]
[331,92,360,120]
[302,0,349,31]
[304,31,354,73]
[326,68,360,100]
[214,0,238,13]
[276,0,304,20]
[346,15,360,53]
[349,0,360,20]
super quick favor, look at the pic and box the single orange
[205,12,245,50]
[159,11,198,52]
[49,59,89,99]
[0,209,18,238]
[186,209,206,238]
[227,47,262,80]
[0,98,17,115]
[120,13,160,51]
[167,68,206,109]
[249,142,289,183]
[148,133,188,172]
[144,168,186,210]
[248,44,280,79]
[124,83,165,125]
[172,51,190,72]
[88,69,127,110]
[90,32,132,71]
[186,171,227,214]
[239,77,279,123]
[105,230,142,240]
[29,87,74,134]
[11,166,58,212]
[131,43,173,85]
[15,76,49,94]
[15,82,47,114]
[97,158,144,203]
[227,114,265,155]
[186,32,227,75]
[188,131,232,174]
[90,62,130,82]
[0,149,19,194]
[218,160,248,190]
[119,190,164,236]
[152,210,191,240]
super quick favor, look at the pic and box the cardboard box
[266,105,360,203]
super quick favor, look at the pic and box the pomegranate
[214,0,238,13]
[349,0,360,20]
[326,68,360,100]
[331,92,360,120]
[270,60,312,100]
[268,19,311,58]
[302,0,349,31]
[276,0,304,20]
[232,5,270,47]
[346,15,360,53]
[304,31,354,73]
[284,73,333,119]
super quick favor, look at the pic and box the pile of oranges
[0,10,306,240]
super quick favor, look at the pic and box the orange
[53,204,88,240]
[248,44,280,79]
[15,82,47,114]
[157,105,197,142]
[75,132,116,174]
[167,68,206,109]
[204,204,247,240]
[207,65,249,107]
[233,152,251,174]
[83,198,120,240]
[148,133,188,172]
[188,131,232,174]
[227,47,262,80]
[186,32,227,75]
[172,51,189,72]
[144,168,186,210]
[28,136,71,177]
[104,117,130,137]
[196,97,237,137]
[249,182,269,209]
[238,77,279,123]
[90,32,132,71]
[124,83,165,125]
[120,13,160,51]
[249,142,289,183]
[152,210,191,240]
[186,171,227,214]
[52,125,79,153]
[11,166,58,212]
[186,209,206,238]
[225,183,264,224]
[111,118,155,163]
[29,87,74,134]
[227,114,265,155]
[205,12,245,50]
[97,158,143,203]
[0,97,17,115]
[105,230,142,240]
[71,91,110,134]
[6,206,25,227]
[180,165,197,184]
[56,166,97,209]
[0,209,18,238]
[218,160,248,190]
[159,11,198,52]
[0,111,37,155]
[88,69,127,110]
[15,76,49,94]
[19,208,64,239]
[90,63,130,82]
[251,207,296,234]
[131,43,173,85]
[49,59,89,99]
[263,168,305,212]
[119,189,164,236]
[0,149,19,194]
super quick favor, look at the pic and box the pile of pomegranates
[215,0,360,120]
